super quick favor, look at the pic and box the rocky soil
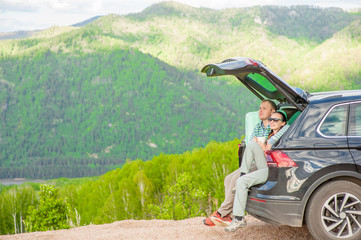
[0,216,313,240]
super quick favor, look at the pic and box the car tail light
[248,58,258,66]
[250,198,266,203]
[266,150,298,167]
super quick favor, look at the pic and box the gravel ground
[0,216,313,240]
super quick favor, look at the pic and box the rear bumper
[246,196,304,227]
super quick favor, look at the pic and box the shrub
[25,185,70,232]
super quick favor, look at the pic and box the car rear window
[246,73,277,92]
[319,105,348,137]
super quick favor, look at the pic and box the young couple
[203,99,290,232]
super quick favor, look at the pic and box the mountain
[0,47,255,178]
[72,2,361,89]
[1,3,360,85]
[292,19,361,90]
[0,2,360,178]
[258,5,359,43]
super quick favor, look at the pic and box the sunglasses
[268,118,283,123]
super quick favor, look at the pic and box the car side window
[319,105,348,137]
[349,102,361,136]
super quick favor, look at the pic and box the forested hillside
[0,2,361,178]
[258,5,359,43]
[0,49,255,178]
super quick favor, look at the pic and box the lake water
[0,178,46,186]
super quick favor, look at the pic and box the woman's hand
[265,143,272,151]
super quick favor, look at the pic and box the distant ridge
[72,16,103,27]
[0,16,102,40]
[0,30,40,40]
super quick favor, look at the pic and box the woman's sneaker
[211,214,232,227]
[203,211,220,226]
[224,217,247,232]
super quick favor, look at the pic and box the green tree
[148,172,207,220]
[25,185,70,232]
[0,185,37,234]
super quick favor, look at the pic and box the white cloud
[45,0,106,12]
[47,0,76,11]
[0,0,40,12]
[86,0,103,12]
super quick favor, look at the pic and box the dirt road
[0,216,313,240]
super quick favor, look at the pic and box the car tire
[306,180,361,240]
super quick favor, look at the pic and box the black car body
[201,57,361,240]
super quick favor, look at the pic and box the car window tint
[320,105,348,136]
[246,73,277,92]
[349,103,361,136]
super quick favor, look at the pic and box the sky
[0,0,361,33]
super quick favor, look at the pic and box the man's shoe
[211,214,232,227]
[203,211,220,227]
[224,217,247,232]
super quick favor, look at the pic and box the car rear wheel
[306,180,361,240]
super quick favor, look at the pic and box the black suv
[202,57,361,240]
